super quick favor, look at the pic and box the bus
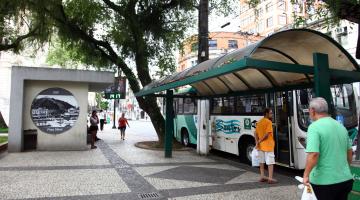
[172,84,358,169]
[172,87,198,147]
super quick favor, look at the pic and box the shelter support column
[165,90,174,158]
[313,53,333,115]
[197,99,210,155]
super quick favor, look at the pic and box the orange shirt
[118,117,128,127]
[255,117,275,152]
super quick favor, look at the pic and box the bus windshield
[296,84,357,130]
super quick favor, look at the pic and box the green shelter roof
[136,29,359,97]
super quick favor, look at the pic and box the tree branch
[0,26,39,51]
[322,0,360,23]
[102,0,123,14]
[42,3,142,92]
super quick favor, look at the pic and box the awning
[136,29,360,97]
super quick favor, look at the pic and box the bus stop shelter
[135,29,360,158]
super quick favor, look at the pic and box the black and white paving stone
[0,121,299,200]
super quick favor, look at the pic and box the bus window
[236,95,265,115]
[178,98,184,114]
[211,97,223,114]
[296,84,357,130]
[223,97,235,114]
[184,98,197,114]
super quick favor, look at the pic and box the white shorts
[258,151,275,165]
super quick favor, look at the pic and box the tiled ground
[0,121,299,200]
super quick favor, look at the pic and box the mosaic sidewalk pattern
[0,128,299,200]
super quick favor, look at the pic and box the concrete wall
[9,66,114,152]
[23,81,88,151]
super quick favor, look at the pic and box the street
[0,120,301,200]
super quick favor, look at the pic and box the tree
[1,0,238,146]
[0,0,196,146]
[247,0,360,59]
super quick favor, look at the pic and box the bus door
[272,92,293,166]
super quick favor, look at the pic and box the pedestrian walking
[118,113,130,140]
[89,110,99,149]
[254,108,277,184]
[99,110,105,131]
[303,97,354,200]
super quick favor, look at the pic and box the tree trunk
[0,111,8,128]
[198,0,209,63]
[136,96,165,145]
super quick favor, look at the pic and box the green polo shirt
[306,117,353,185]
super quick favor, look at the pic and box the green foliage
[94,93,109,110]
[46,40,113,69]
[0,0,56,52]
[99,100,109,110]
[0,136,7,143]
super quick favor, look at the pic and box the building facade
[178,32,262,71]
[238,0,307,36]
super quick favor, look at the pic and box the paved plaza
[0,121,300,200]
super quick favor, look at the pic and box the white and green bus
[172,84,358,169]
[172,88,198,147]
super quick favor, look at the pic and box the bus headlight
[298,137,306,148]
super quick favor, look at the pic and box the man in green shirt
[303,97,354,200]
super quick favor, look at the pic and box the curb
[134,141,192,151]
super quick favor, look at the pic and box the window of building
[228,40,238,49]
[209,40,217,49]
[265,2,273,12]
[257,20,265,33]
[191,43,198,52]
[278,15,287,25]
[266,17,273,27]
[278,0,286,10]
[256,8,264,16]
[191,60,197,67]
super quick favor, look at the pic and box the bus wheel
[181,129,190,147]
[239,138,255,165]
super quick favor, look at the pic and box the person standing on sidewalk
[118,113,130,140]
[89,110,99,149]
[255,108,277,184]
[303,97,353,200]
[99,110,105,131]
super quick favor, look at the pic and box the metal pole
[112,67,121,129]
[112,99,116,129]
[165,90,174,158]
[313,53,334,117]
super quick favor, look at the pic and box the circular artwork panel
[30,88,80,134]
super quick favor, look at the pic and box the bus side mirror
[300,90,308,105]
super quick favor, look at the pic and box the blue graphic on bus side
[215,119,241,134]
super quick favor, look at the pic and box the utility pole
[198,0,209,64]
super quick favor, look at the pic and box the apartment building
[177,32,262,71]
[238,0,306,36]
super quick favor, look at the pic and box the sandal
[259,177,268,182]
[268,179,278,184]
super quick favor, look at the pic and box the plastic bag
[251,148,259,167]
[295,176,318,200]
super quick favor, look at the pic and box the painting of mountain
[30,88,80,134]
